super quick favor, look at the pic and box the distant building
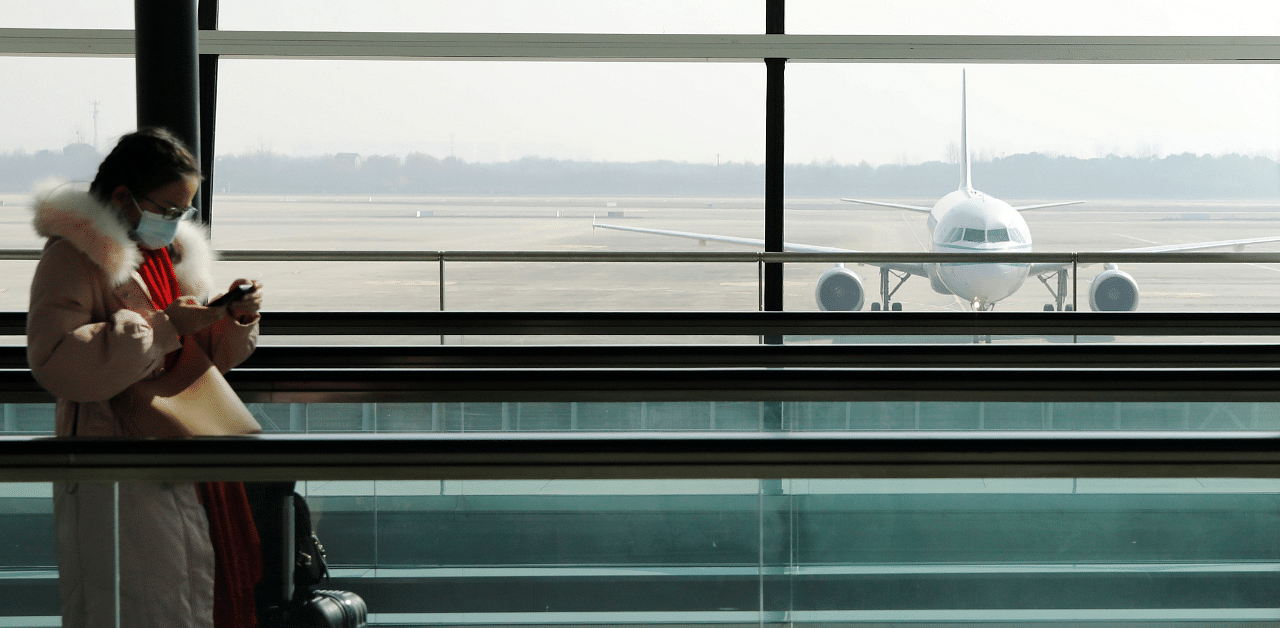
[335,152,361,168]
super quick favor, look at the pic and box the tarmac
[2,192,1280,323]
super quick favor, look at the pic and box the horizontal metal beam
[210,367,1280,403]
[4,30,1280,62]
[6,343,1280,370]
[2,432,1279,482]
[6,249,1280,265]
[3,311,1280,337]
[208,250,1280,265]
[4,365,1280,403]
[0,28,133,56]
[188,343,1280,370]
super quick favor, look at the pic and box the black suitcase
[299,590,368,628]
[247,483,369,628]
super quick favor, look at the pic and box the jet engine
[1089,268,1139,311]
[815,266,865,311]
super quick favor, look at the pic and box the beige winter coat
[26,183,259,628]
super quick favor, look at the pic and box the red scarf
[137,245,263,628]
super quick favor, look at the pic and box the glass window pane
[213,60,763,312]
[790,0,1280,36]
[785,64,1280,314]
[220,0,762,34]
[0,58,135,182]
[0,58,135,313]
[0,0,132,29]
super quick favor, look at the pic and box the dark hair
[89,127,202,204]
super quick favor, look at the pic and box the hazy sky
[2,1,1278,165]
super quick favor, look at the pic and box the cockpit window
[962,228,985,243]
[945,228,963,243]
[987,228,1009,243]
[1010,229,1027,244]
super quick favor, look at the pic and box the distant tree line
[3,144,1278,199]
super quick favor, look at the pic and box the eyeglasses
[134,192,199,221]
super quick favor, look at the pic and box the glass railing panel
[0,482,57,625]
[7,442,1280,626]
[309,478,766,625]
[92,476,1264,626]
[0,404,55,435]
[246,402,1280,434]
[11,474,1280,626]
[786,477,1280,625]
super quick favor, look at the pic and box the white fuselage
[926,188,1032,308]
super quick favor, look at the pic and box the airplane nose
[938,263,1029,303]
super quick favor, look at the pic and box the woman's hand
[164,296,225,335]
[224,279,263,324]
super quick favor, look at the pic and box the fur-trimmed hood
[30,181,215,297]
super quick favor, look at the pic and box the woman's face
[111,176,199,230]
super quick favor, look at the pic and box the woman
[27,128,265,628]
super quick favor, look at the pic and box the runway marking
[720,281,810,287]
[1116,234,1160,244]
[1143,292,1215,298]
[899,211,929,251]
[364,280,456,286]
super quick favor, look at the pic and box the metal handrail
[2,311,1280,337]
[2,432,1279,483]
[5,29,1280,63]
[8,248,1279,317]
[6,249,1280,263]
[3,363,1280,404]
[7,342,1279,370]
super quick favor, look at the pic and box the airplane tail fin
[960,69,973,193]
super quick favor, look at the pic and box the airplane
[594,71,1280,312]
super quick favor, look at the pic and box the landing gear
[1038,269,1072,311]
[874,267,910,311]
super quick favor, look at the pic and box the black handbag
[290,492,329,592]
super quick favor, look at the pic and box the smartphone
[208,283,257,308]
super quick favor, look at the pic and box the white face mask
[130,194,196,249]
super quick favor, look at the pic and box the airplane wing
[1111,235,1280,254]
[1012,200,1085,211]
[839,198,934,212]
[592,222,930,277]
[1029,235,1280,277]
